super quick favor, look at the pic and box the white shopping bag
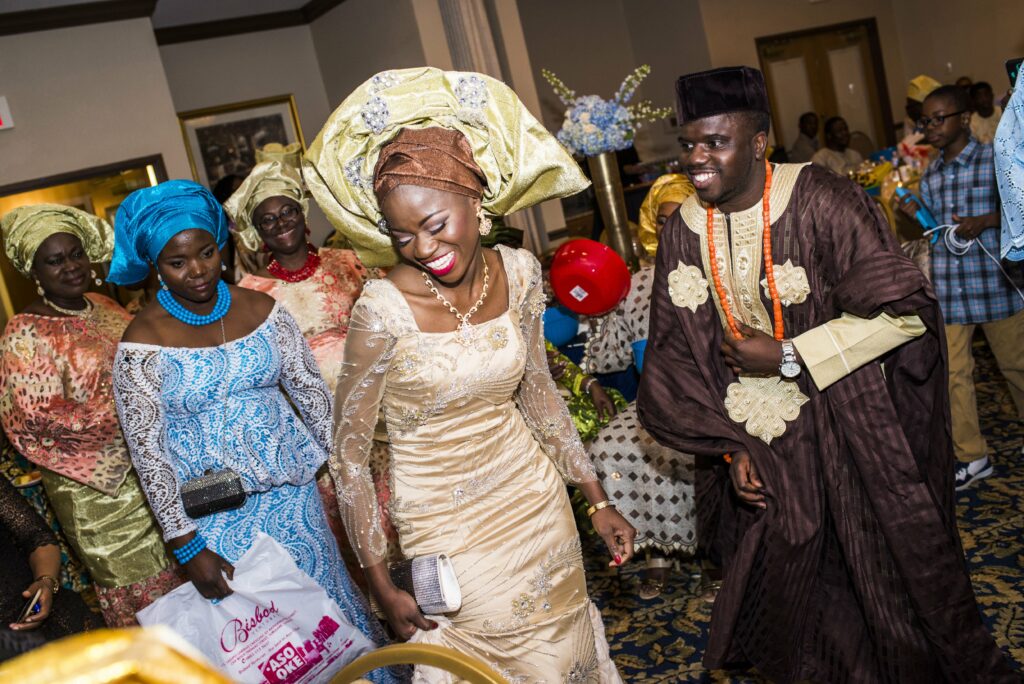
[138,533,374,684]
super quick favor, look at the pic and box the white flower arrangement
[542,65,673,157]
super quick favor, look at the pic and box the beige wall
[159,25,336,242]
[696,0,908,130]
[517,0,712,162]
[622,0,711,160]
[159,26,332,147]
[310,0,426,108]
[0,18,190,187]
[891,0,1024,94]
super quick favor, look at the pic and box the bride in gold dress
[305,68,635,683]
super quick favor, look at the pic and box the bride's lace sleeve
[273,306,334,455]
[113,345,195,541]
[329,296,394,568]
[513,253,598,485]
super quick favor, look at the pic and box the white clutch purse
[383,554,463,616]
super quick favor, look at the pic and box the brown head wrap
[373,127,486,203]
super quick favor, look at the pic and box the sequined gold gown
[332,246,621,683]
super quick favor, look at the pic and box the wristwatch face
[780,361,801,378]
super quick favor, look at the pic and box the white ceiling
[0,0,311,28]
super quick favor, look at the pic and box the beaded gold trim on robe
[680,163,811,443]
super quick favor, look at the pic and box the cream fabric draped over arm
[329,299,395,569]
[793,312,926,391]
[511,250,598,485]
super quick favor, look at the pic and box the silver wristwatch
[780,339,801,378]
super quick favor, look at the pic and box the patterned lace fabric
[237,248,374,393]
[0,294,134,495]
[331,245,597,569]
[330,245,616,682]
[583,267,654,374]
[111,304,392,661]
[112,304,332,541]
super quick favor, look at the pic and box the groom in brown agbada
[637,66,1016,683]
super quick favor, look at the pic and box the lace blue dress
[113,304,394,682]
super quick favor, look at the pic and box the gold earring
[34,279,44,296]
[91,268,102,286]
[477,206,492,236]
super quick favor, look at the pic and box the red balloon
[549,239,631,316]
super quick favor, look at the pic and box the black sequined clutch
[181,469,246,519]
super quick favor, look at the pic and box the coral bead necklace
[267,244,321,283]
[706,159,784,341]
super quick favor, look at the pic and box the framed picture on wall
[178,95,304,189]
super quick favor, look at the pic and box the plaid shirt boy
[921,138,1022,324]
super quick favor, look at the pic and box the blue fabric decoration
[109,180,229,285]
[997,70,1024,261]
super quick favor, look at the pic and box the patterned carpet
[586,338,1023,682]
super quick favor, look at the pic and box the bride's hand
[374,585,437,640]
[590,507,636,567]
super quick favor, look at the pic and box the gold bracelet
[35,575,59,595]
[586,500,613,517]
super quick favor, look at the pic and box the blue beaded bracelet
[173,534,206,565]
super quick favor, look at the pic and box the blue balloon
[543,305,579,347]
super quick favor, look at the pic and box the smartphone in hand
[1007,58,1023,87]
[16,588,43,624]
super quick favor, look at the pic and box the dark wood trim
[302,0,346,22]
[154,0,348,45]
[755,17,895,148]
[154,9,306,45]
[0,0,155,37]
[0,154,167,198]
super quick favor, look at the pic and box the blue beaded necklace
[157,280,232,326]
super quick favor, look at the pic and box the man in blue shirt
[900,84,1024,491]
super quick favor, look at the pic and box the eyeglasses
[257,204,301,231]
[917,110,967,128]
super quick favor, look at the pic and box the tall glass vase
[587,151,638,270]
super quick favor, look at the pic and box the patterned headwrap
[907,75,941,103]
[255,142,303,167]
[0,204,113,277]
[997,69,1024,260]
[303,67,590,267]
[373,127,486,202]
[108,180,228,285]
[223,161,309,252]
[637,173,694,257]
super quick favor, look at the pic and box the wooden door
[757,18,893,151]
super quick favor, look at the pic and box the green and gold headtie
[302,67,591,267]
[223,160,309,252]
[0,203,114,277]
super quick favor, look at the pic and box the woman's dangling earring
[91,268,102,286]
[33,278,44,296]
[221,263,227,272]
[477,206,492,236]
[158,275,168,291]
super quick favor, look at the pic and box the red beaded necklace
[706,160,784,342]
[267,244,321,283]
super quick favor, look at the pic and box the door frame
[755,17,894,148]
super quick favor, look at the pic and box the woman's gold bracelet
[35,575,59,595]
[586,500,614,517]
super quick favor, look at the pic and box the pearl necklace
[42,295,94,319]
[421,254,489,347]
[267,244,321,283]
[157,280,232,326]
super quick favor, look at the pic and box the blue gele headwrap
[108,179,229,285]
